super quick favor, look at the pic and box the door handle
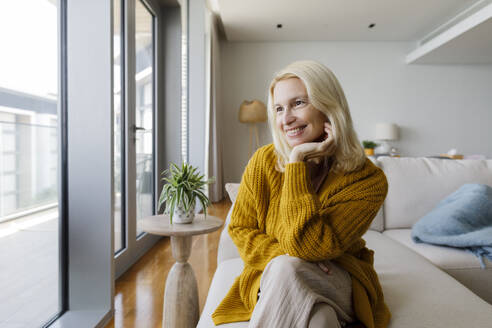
[132,125,147,143]
[133,125,146,133]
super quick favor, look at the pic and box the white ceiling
[407,2,492,64]
[216,0,482,42]
[416,17,492,63]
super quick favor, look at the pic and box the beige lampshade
[239,100,267,123]
[375,123,399,141]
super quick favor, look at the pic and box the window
[135,0,155,236]
[0,0,62,326]
[114,0,125,254]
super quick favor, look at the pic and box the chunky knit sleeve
[228,150,285,271]
[278,161,388,262]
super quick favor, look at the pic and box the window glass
[135,0,155,237]
[114,0,125,253]
[0,0,61,326]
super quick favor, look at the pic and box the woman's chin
[286,135,318,147]
[286,139,304,148]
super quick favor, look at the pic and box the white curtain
[205,11,224,202]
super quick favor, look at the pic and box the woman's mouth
[285,125,306,137]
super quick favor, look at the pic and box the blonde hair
[267,60,366,174]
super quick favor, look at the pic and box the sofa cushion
[367,157,385,231]
[383,228,492,305]
[379,157,492,229]
[370,207,384,232]
[217,204,240,263]
[363,230,492,327]
[225,183,239,204]
[197,258,248,328]
[201,230,492,327]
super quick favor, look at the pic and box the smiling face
[273,78,328,148]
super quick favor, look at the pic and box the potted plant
[362,140,378,156]
[158,162,214,224]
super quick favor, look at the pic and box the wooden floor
[105,198,232,328]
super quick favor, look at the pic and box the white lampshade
[375,123,399,141]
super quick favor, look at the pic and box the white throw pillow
[225,183,239,203]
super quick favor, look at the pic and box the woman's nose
[282,108,296,125]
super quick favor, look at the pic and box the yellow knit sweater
[212,144,390,328]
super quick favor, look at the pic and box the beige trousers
[248,255,356,328]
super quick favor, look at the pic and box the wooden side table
[139,214,223,328]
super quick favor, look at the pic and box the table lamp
[375,123,399,155]
[239,100,267,158]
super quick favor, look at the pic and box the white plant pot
[173,203,195,224]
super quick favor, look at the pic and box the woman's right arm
[228,151,285,272]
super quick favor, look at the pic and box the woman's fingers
[325,124,334,143]
[304,138,335,160]
[289,123,335,162]
[317,261,331,274]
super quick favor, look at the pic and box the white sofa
[198,157,492,327]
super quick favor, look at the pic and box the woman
[212,60,390,328]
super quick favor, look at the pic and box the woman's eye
[295,100,305,106]
[275,107,283,112]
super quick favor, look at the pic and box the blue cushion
[411,184,492,268]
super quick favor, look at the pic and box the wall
[161,6,182,176]
[220,41,492,183]
[188,0,207,175]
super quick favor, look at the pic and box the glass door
[114,0,159,277]
[134,0,155,237]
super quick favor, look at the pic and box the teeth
[286,126,305,136]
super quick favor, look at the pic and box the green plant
[158,162,214,223]
[362,140,378,149]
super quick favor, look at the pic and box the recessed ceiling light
[368,23,376,29]
[277,24,283,29]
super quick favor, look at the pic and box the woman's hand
[286,254,331,274]
[289,122,335,163]
[317,260,331,275]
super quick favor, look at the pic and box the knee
[308,303,340,328]
[265,254,305,277]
